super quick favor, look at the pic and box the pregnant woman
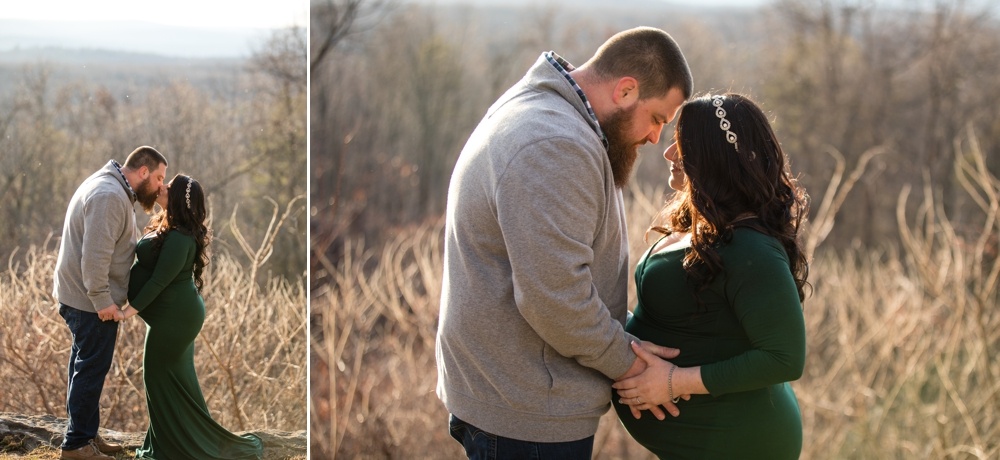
[123,174,263,460]
[612,93,810,459]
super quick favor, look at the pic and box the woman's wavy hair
[649,93,811,301]
[144,174,212,291]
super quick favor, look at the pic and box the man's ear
[612,76,639,107]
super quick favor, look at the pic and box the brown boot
[60,440,113,459]
[93,434,124,454]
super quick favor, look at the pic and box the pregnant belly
[612,384,802,458]
[138,289,206,335]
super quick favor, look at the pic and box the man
[436,27,693,458]
[54,146,167,460]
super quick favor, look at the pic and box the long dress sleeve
[129,232,194,312]
[700,238,806,395]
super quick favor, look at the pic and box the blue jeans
[449,414,594,460]
[59,304,118,450]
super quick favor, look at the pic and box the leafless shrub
[0,201,306,435]
[313,130,999,458]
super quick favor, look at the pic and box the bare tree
[760,0,1000,249]
[310,0,393,72]
[310,0,395,260]
[1,43,307,281]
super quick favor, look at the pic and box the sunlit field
[312,138,999,458]
[0,222,307,436]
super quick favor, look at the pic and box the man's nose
[647,125,664,145]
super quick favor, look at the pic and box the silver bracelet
[668,364,681,404]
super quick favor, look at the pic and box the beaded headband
[185,179,192,209]
[712,96,738,151]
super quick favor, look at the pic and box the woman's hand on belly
[613,341,705,420]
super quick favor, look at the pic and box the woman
[611,93,809,459]
[122,174,263,460]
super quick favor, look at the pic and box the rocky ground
[0,413,305,459]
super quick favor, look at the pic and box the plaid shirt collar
[544,51,608,149]
[111,160,138,202]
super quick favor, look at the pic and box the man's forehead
[650,88,686,116]
[644,100,674,120]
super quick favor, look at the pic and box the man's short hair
[123,146,167,172]
[587,27,694,101]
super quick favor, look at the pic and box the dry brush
[0,206,307,435]
[312,130,998,458]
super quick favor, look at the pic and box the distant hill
[0,46,241,66]
[0,46,246,99]
[0,19,275,59]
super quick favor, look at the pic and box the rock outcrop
[0,412,305,459]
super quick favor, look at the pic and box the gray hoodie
[436,53,636,443]
[54,160,138,312]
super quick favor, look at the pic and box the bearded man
[436,27,693,458]
[54,146,167,460]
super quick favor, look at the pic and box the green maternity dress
[613,228,806,459]
[128,230,263,460]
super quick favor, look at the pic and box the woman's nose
[664,142,678,161]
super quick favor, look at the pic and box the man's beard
[602,105,639,189]
[134,177,159,213]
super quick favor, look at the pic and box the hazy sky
[666,0,766,4]
[0,0,308,29]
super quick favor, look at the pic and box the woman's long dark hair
[144,174,211,290]
[650,93,810,301]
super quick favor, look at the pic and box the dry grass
[0,445,135,460]
[0,200,307,440]
[313,133,999,458]
[311,224,448,459]
[0,445,68,460]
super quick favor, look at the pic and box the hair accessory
[185,179,192,209]
[712,96,739,151]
